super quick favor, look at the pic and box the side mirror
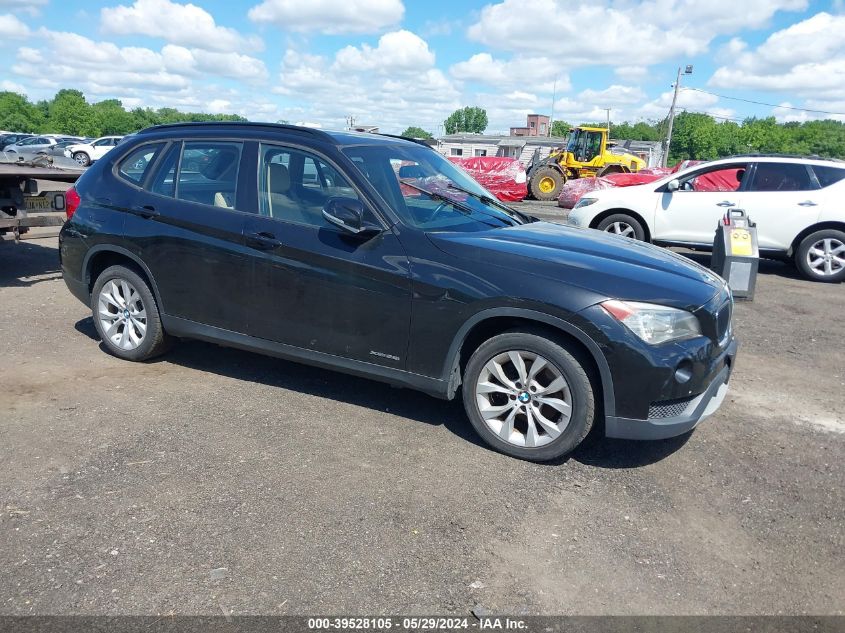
[667,179,680,192]
[322,197,380,237]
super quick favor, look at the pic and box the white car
[3,135,59,154]
[567,155,845,282]
[64,136,123,167]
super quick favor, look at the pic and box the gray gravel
[1,213,843,616]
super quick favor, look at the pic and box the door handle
[716,201,735,207]
[246,231,281,250]
[797,200,818,207]
[128,204,159,219]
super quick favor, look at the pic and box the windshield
[342,143,524,232]
[565,130,577,153]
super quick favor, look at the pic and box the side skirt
[161,315,450,399]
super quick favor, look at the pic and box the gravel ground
[1,203,843,616]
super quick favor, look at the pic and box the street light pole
[549,77,558,137]
[663,65,692,167]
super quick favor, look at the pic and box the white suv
[64,136,123,167]
[567,156,845,282]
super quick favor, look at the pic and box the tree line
[0,89,246,138]
[3,90,843,163]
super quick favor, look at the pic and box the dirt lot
[1,202,843,616]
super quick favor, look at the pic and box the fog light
[675,361,693,384]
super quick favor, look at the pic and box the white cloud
[101,0,262,53]
[579,85,647,106]
[0,12,29,37]
[10,29,268,96]
[710,12,845,101]
[449,53,569,93]
[0,79,26,93]
[614,66,649,81]
[467,0,807,67]
[274,46,461,132]
[248,0,403,34]
[0,0,47,16]
[334,30,434,73]
[634,87,730,120]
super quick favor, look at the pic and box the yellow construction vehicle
[526,126,646,200]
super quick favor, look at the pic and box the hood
[428,221,725,311]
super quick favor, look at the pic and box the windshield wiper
[444,182,530,224]
[398,179,508,228]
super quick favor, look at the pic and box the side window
[149,143,180,197]
[812,165,845,188]
[93,138,109,147]
[258,143,368,227]
[748,163,815,192]
[117,143,164,185]
[176,142,243,208]
[680,166,747,192]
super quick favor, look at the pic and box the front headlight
[601,300,702,345]
[574,197,598,208]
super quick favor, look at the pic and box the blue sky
[1,0,843,134]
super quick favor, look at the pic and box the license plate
[25,196,52,210]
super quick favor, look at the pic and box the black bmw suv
[60,122,737,461]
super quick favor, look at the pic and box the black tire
[795,229,845,283]
[90,265,172,361]
[529,166,565,201]
[596,164,628,177]
[462,329,596,461]
[73,152,90,167]
[596,213,646,241]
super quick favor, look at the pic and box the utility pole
[663,65,693,167]
[549,77,558,137]
[604,108,611,136]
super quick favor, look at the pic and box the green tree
[401,126,433,139]
[0,91,44,132]
[550,120,571,137]
[93,99,136,135]
[443,106,488,134]
[47,89,99,136]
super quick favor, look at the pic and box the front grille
[715,299,732,346]
[648,395,697,420]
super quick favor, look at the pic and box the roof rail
[375,133,435,148]
[136,121,335,142]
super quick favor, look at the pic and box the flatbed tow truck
[0,156,83,242]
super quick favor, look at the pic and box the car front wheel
[462,330,596,461]
[596,213,646,241]
[73,152,90,166]
[796,229,845,282]
[91,265,172,361]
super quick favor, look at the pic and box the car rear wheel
[73,152,90,166]
[596,213,646,241]
[795,229,845,282]
[91,265,171,361]
[462,330,595,461]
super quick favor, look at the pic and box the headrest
[268,162,290,193]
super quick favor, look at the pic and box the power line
[682,87,845,116]
[680,109,745,123]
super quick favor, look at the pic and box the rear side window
[147,141,243,209]
[812,165,845,188]
[117,143,164,185]
[178,142,242,208]
[748,163,815,192]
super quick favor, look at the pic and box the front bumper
[605,338,738,440]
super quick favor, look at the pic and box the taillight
[65,187,81,220]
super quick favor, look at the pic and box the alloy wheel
[97,278,147,350]
[806,237,845,277]
[604,221,635,238]
[475,350,572,448]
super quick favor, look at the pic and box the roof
[698,154,844,166]
[135,121,422,148]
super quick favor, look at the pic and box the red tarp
[448,156,528,202]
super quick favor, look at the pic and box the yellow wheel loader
[526,126,646,200]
